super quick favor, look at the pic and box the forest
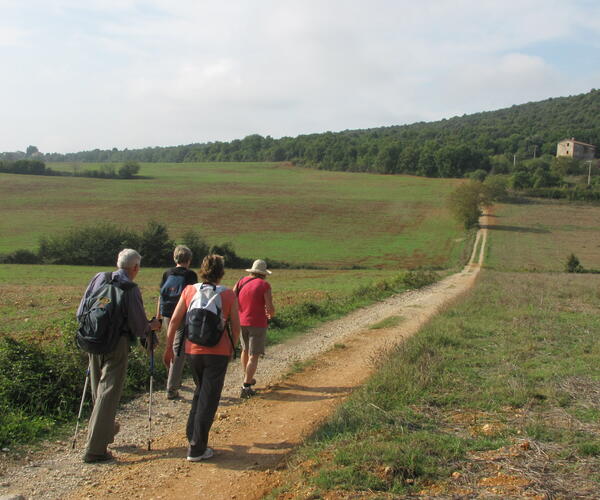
[2,89,599,181]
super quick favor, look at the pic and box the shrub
[565,254,584,273]
[137,220,175,267]
[118,161,140,179]
[0,317,166,448]
[38,222,139,265]
[402,269,439,289]
[0,334,82,447]
[448,181,491,229]
[0,249,40,264]
[484,175,509,201]
[181,229,210,267]
[209,242,253,268]
[466,169,488,182]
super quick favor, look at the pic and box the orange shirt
[181,285,239,356]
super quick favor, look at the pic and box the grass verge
[271,270,600,498]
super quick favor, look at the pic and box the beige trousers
[85,335,129,456]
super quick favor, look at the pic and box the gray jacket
[77,269,152,339]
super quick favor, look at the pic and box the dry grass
[485,200,600,272]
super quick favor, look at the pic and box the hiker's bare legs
[243,353,260,385]
[240,349,249,376]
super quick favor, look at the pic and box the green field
[272,199,600,498]
[0,265,401,340]
[485,200,600,272]
[0,162,463,268]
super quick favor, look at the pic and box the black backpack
[186,284,225,347]
[76,272,137,354]
[159,271,187,317]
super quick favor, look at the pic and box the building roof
[558,138,596,148]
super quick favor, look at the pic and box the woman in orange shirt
[165,254,240,461]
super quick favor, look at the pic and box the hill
[0,162,466,268]
[13,88,599,178]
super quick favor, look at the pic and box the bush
[0,159,53,175]
[466,169,488,182]
[181,229,210,267]
[38,222,139,265]
[402,269,439,289]
[118,161,140,179]
[0,317,167,448]
[484,175,509,201]
[0,249,40,264]
[209,242,253,268]
[565,254,584,273]
[9,221,291,270]
[448,181,491,229]
[520,187,600,201]
[0,333,83,447]
[137,220,175,267]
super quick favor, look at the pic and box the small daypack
[159,271,187,317]
[186,283,226,347]
[76,272,137,354]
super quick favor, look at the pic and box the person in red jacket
[233,259,275,398]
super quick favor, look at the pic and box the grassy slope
[0,162,462,268]
[272,200,600,499]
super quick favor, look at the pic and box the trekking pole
[71,367,90,449]
[147,328,155,451]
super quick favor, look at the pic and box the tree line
[3,89,596,180]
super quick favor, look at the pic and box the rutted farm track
[0,223,488,500]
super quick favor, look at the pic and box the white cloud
[1,0,600,152]
[0,26,29,46]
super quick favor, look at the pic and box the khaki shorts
[240,326,267,355]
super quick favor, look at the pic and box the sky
[1,0,599,154]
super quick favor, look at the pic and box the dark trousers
[186,354,229,456]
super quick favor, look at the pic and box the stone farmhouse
[556,138,596,160]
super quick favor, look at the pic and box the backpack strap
[234,276,259,297]
[226,320,237,360]
[105,271,137,292]
[119,281,138,291]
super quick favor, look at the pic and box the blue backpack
[159,272,187,317]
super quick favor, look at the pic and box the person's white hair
[117,248,141,269]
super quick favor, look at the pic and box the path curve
[0,217,489,500]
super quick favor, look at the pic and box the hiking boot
[166,390,180,400]
[240,386,257,399]
[83,451,115,464]
[187,447,214,462]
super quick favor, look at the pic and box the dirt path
[0,220,488,500]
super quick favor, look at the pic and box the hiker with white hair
[76,248,161,463]
[233,259,275,398]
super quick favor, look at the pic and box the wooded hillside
[7,89,600,178]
